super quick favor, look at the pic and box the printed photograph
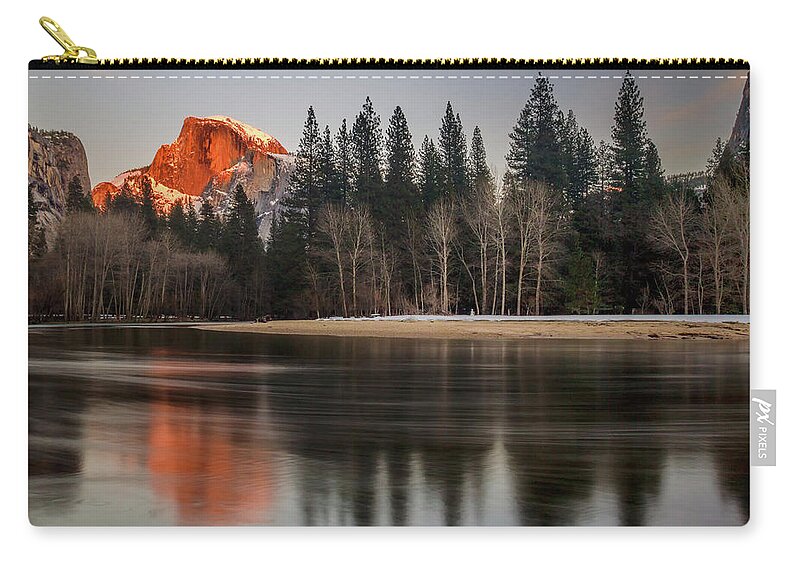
[28,67,750,525]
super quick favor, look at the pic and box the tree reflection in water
[29,327,750,526]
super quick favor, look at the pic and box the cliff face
[92,116,294,242]
[728,74,750,154]
[28,126,91,242]
[148,116,288,197]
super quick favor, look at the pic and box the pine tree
[468,126,493,190]
[66,175,93,213]
[335,119,355,205]
[28,187,47,258]
[559,109,579,200]
[611,72,648,197]
[267,108,323,316]
[28,186,38,237]
[596,139,613,192]
[351,97,384,212]
[564,247,601,315]
[221,184,262,283]
[607,73,662,312]
[108,181,138,215]
[706,137,725,179]
[318,125,341,203]
[282,106,323,242]
[507,75,566,189]
[266,208,308,317]
[572,126,598,202]
[438,101,468,197]
[167,202,190,246]
[185,205,199,249]
[417,135,441,206]
[196,199,221,251]
[643,138,665,199]
[383,106,418,227]
[139,177,160,238]
[218,184,265,317]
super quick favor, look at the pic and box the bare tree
[318,202,350,317]
[345,204,373,316]
[651,189,698,314]
[509,180,562,316]
[405,216,425,313]
[426,199,457,314]
[377,232,397,315]
[491,178,510,315]
[714,176,749,314]
[460,179,496,314]
[698,185,729,314]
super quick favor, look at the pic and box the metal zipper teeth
[29,57,749,70]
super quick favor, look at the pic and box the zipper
[32,16,749,70]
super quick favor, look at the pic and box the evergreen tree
[507,75,567,189]
[318,126,341,203]
[167,202,190,246]
[221,184,262,283]
[139,177,160,239]
[643,138,665,198]
[417,135,441,206]
[438,101,469,197]
[611,72,648,197]
[706,137,725,179]
[28,186,38,237]
[559,109,579,201]
[107,182,138,215]
[28,187,47,258]
[596,139,613,192]
[66,175,93,213]
[351,97,384,212]
[564,247,601,315]
[335,119,355,205]
[266,208,308,317]
[468,126,493,190]
[266,108,323,316]
[572,126,598,202]
[196,199,221,251]
[185,205,199,249]
[383,106,419,227]
[282,106,323,241]
[606,73,662,312]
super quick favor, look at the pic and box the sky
[28,68,748,187]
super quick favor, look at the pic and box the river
[28,325,749,526]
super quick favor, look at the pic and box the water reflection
[147,395,275,525]
[29,327,749,526]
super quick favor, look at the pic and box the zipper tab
[39,16,98,64]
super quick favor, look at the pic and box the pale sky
[28,68,748,187]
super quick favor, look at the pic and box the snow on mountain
[91,116,295,243]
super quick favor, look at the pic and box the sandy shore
[197,319,749,340]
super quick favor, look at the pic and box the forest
[28,72,750,321]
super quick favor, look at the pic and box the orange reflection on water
[147,396,275,525]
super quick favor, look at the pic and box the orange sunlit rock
[90,116,289,216]
[91,181,120,209]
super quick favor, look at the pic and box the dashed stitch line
[29,74,750,80]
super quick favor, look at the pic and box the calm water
[28,326,749,526]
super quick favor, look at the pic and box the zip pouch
[28,17,750,526]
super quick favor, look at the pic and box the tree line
[28,177,267,321]
[267,72,749,318]
[28,72,749,321]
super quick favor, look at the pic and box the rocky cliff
[92,116,294,242]
[728,74,750,155]
[28,125,91,243]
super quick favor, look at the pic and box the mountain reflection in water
[29,326,749,526]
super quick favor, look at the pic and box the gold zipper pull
[39,16,98,64]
